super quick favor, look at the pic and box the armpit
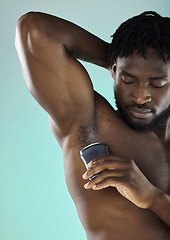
[74,122,98,148]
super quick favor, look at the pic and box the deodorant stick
[80,142,109,179]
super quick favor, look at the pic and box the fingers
[88,155,131,168]
[82,155,135,191]
[83,156,134,180]
[83,170,127,190]
[83,167,128,191]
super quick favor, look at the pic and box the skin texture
[15,12,170,240]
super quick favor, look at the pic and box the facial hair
[114,90,170,131]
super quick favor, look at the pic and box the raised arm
[15,12,110,145]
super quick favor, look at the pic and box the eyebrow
[121,70,168,80]
[121,70,137,78]
[149,76,168,80]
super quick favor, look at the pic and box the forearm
[150,190,170,227]
[18,11,110,69]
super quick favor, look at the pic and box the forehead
[116,48,170,75]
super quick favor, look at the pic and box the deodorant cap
[80,142,109,167]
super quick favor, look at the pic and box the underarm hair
[76,122,98,147]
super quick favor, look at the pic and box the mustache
[126,103,155,112]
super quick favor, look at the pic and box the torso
[49,91,170,240]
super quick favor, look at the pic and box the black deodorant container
[80,142,109,179]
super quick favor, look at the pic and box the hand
[82,155,159,209]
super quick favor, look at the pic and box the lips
[129,107,152,119]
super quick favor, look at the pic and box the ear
[110,62,117,79]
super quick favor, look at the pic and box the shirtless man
[15,11,170,239]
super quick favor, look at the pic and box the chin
[127,123,153,131]
[125,120,152,131]
[121,114,156,131]
[116,100,170,131]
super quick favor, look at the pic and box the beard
[114,90,170,131]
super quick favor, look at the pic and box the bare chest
[50,113,170,239]
[97,116,170,194]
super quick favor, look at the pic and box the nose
[131,85,151,105]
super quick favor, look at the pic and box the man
[15,11,170,239]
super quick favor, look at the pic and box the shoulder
[94,91,116,117]
[94,91,124,132]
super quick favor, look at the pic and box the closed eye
[150,80,168,88]
[121,76,135,85]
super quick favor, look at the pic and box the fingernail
[82,172,88,179]
[84,182,90,189]
[92,185,97,189]
[87,162,92,168]
[88,161,96,168]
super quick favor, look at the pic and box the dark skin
[15,12,170,239]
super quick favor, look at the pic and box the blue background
[1,0,170,239]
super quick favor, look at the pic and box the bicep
[16,20,95,137]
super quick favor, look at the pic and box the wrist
[149,188,165,211]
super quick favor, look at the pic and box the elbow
[15,12,44,55]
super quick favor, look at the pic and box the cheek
[114,77,124,93]
[115,82,130,103]
[153,88,170,112]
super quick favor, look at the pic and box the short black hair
[109,11,170,64]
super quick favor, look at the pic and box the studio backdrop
[1,0,170,239]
